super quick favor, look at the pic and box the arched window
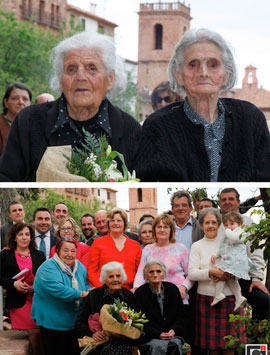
[154,24,163,50]
[248,72,253,84]
[138,188,142,202]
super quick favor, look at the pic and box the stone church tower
[129,188,158,232]
[137,1,191,119]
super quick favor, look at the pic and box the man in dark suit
[32,207,57,259]
[1,201,25,249]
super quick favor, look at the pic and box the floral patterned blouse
[133,242,193,303]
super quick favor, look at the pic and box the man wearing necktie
[32,208,57,259]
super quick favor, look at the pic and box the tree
[0,188,114,227]
[0,9,63,100]
[111,71,141,120]
[0,188,19,225]
[22,189,113,226]
[244,188,270,291]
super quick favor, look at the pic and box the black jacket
[134,99,270,181]
[0,248,45,308]
[0,98,141,182]
[135,282,186,341]
[76,284,137,338]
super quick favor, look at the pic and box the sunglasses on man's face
[157,96,171,104]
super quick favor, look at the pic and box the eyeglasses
[60,227,73,231]
[157,96,171,104]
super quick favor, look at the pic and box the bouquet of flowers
[66,129,139,182]
[78,300,148,354]
[105,298,148,335]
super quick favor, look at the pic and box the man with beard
[80,214,96,246]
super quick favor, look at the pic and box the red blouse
[87,234,142,289]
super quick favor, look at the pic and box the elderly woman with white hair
[0,32,141,182]
[76,261,138,354]
[134,28,270,182]
[135,259,186,355]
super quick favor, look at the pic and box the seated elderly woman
[76,261,138,355]
[135,28,270,182]
[135,259,186,355]
[0,31,141,182]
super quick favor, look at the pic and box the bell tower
[242,65,258,89]
[129,188,158,232]
[137,1,191,119]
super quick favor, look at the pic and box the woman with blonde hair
[87,208,142,289]
[133,213,192,303]
[50,217,90,268]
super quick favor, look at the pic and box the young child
[211,211,255,312]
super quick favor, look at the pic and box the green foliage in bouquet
[108,298,148,332]
[66,129,132,182]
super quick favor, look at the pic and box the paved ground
[0,329,28,355]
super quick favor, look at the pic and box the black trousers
[40,326,80,355]
[239,279,270,320]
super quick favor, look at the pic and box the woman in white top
[188,208,245,355]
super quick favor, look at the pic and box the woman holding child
[188,208,245,355]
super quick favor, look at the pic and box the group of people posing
[0,27,269,182]
[0,188,269,355]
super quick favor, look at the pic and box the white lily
[105,161,123,181]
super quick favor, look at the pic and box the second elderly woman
[135,259,186,355]
[0,31,141,181]
[134,28,270,182]
[87,208,142,289]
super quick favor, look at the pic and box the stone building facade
[129,188,158,232]
[0,0,117,35]
[52,187,117,207]
[137,1,191,120]
[221,65,270,129]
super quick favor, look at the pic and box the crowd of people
[0,187,269,355]
[0,27,269,181]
